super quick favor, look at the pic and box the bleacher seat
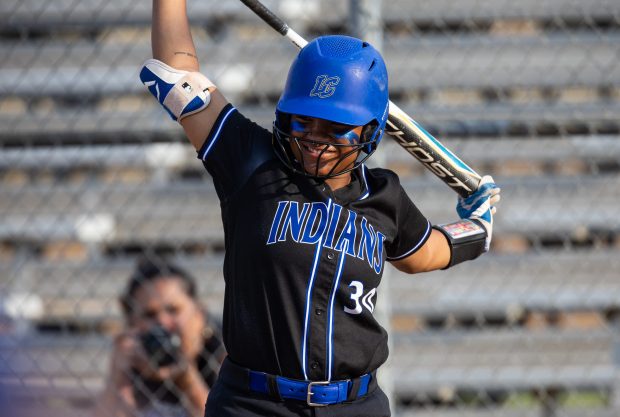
[3,34,619,95]
[2,0,618,29]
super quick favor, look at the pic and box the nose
[305,121,334,142]
[154,312,176,331]
[305,130,331,143]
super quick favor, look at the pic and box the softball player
[139,1,500,416]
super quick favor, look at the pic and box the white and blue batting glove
[139,59,214,122]
[456,175,501,251]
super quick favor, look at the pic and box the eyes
[141,304,181,321]
[291,116,360,143]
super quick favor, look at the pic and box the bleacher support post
[349,0,383,51]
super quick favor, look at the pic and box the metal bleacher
[1,1,619,416]
[5,33,619,93]
[1,0,619,143]
[3,0,618,27]
[0,171,617,244]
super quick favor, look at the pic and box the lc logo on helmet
[310,75,341,98]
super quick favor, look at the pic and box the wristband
[433,219,487,268]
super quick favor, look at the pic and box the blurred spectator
[95,257,225,417]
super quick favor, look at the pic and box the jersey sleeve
[196,104,274,200]
[385,185,432,261]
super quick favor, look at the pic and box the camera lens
[140,325,182,367]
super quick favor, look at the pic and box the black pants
[204,359,391,417]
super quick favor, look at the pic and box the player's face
[130,277,205,359]
[289,115,364,178]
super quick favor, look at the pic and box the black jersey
[197,104,430,382]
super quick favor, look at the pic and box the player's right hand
[456,175,501,251]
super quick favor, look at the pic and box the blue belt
[221,358,375,406]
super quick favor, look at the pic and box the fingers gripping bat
[239,0,482,197]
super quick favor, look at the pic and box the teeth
[303,143,329,153]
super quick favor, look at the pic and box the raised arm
[152,0,199,71]
[144,0,229,150]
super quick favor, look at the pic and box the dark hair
[120,257,198,319]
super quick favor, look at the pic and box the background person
[95,257,225,417]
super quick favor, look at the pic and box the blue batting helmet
[273,35,389,178]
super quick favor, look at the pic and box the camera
[140,324,182,367]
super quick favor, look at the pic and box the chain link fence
[1,0,619,416]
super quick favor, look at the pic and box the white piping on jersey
[301,198,333,380]
[357,164,370,201]
[200,106,237,161]
[326,241,348,381]
[386,219,432,261]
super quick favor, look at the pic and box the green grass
[504,390,608,409]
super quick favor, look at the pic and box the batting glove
[139,59,214,122]
[456,175,501,251]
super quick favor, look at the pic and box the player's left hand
[456,175,501,251]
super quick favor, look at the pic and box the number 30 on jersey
[344,281,377,315]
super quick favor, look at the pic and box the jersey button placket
[307,242,337,380]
